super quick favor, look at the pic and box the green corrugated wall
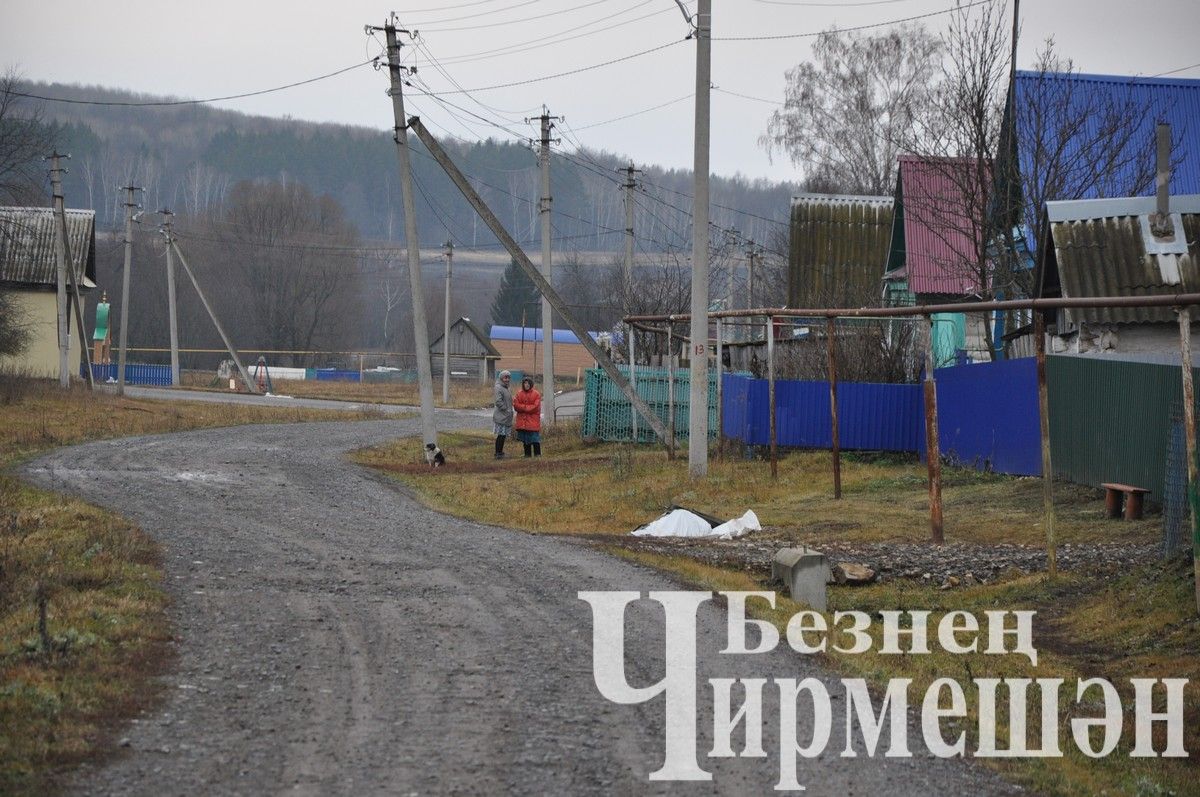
[1048,355,1198,504]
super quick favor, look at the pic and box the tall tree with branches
[761,23,942,195]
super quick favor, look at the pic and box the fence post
[1178,306,1199,613]
[827,317,842,499]
[1036,310,1056,575]
[924,315,944,544]
[767,314,777,480]
[716,317,723,460]
[628,323,638,445]
[667,325,676,459]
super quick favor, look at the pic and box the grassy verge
[0,378,386,793]
[357,432,1196,795]
[353,433,1156,545]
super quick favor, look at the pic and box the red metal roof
[895,156,991,296]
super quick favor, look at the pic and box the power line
[410,0,540,27]
[712,0,993,40]
[414,2,668,68]
[418,0,613,32]
[571,93,694,131]
[752,0,912,6]
[14,59,378,107]
[417,39,685,94]
[1153,60,1200,78]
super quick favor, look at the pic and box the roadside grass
[602,546,1199,797]
[358,431,1193,795]
[0,378,385,794]
[354,435,1157,546]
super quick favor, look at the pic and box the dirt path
[23,417,1016,795]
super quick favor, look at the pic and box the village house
[0,207,96,379]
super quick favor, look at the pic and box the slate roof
[787,193,893,307]
[1040,194,1200,326]
[886,156,991,297]
[0,207,96,288]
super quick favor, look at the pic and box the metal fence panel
[582,367,718,443]
[84,363,173,386]
[721,373,921,451]
[919,358,1042,475]
[1047,355,1197,505]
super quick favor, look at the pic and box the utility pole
[117,184,142,396]
[372,15,437,446]
[409,117,674,450]
[161,210,180,386]
[746,241,759,313]
[162,231,259,395]
[533,108,561,425]
[47,152,93,390]
[688,0,712,477]
[621,162,642,309]
[442,239,453,404]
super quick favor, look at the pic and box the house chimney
[1152,122,1174,237]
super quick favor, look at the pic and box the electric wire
[14,59,378,107]
[711,0,993,40]
[417,0,613,33]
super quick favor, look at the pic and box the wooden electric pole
[47,152,93,390]
[442,239,453,404]
[116,184,142,396]
[687,0,712,477]
[161,210,181,386]
[372,15,437,446]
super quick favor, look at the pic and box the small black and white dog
[424,442,447,467]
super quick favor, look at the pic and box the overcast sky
[3,0,1197,184]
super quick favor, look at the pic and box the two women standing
[493,371,543,458]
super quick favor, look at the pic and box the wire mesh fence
[582,366,718,444]
[1162,402,1193,557]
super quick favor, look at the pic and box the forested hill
[30,82,797,251]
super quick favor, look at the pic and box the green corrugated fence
[1048,355,1198,505]
[583,366,718,443]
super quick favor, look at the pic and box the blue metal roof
[489,325,598,344]
[1013,70,1200,200]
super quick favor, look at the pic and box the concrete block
[772,547,829,612]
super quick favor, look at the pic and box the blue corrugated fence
[83,362,173,386]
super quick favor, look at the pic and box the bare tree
[209,180,365,366]
[761,23,942,195]
[0,68,53,208]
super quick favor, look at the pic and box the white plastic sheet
[631,508,760,539]
[711,510,761,540]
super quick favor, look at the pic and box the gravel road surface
[22,416,1017,795]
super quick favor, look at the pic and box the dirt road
[23,417,1016,795]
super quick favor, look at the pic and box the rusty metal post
[716,317,724,460]
[1178,307,1199,613]
[1035,310,1057,575]
[827,317,842,499]
[767,315,777,479]
[667,325,676,459]
[923,316,944,543]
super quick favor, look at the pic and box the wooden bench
[1101,483,1151,520]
